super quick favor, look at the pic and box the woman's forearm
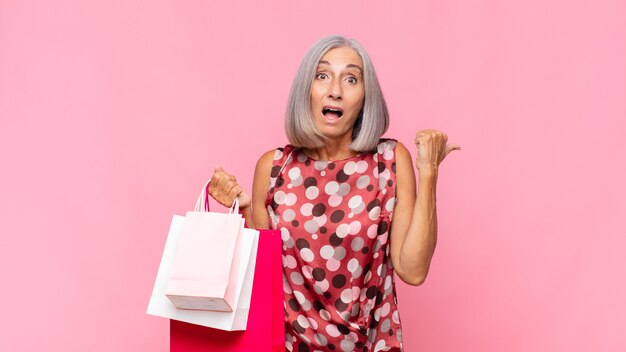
[398,169,438,284]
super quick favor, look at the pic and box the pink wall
[1,0,624,351]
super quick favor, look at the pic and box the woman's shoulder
[256,149,276,165]
[378,138,410,151]
[257,145,295,162]
[255,145,297,176]
[374,138,413,167]
[377,138,398,149]
[375,138,403,156]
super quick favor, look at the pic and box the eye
[315,72,328,80]
[346,76,358,84]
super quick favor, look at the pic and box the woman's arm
[249,150,275,229]
[389,131,459,286]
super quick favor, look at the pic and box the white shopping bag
[147,214,260,330]
[164,182,245,312]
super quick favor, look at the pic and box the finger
[213,166,237,184]
[214,184,234,207]
[209,174,224,197]
[218,173,236,183]
[447,143,461,151]
[414,131,427,144]
[416,128,435,135]
[209,176,227,203]
[215,174,233,195]
[415,133,430,145]
[227,186,243,207]
[207,177,224,200]
[228,185,243,204]
[210,165,225,189]
[224,180,236,193]
[443,144,461,157]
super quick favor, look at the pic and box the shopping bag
[165,184,245,312]
[147,181,258,331]
[170,229,285,352]
[147,214,257,331]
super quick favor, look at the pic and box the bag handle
[193,180,239,214]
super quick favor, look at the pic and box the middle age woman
[208,35,459,351]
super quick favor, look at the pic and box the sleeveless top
[266,139,404,352]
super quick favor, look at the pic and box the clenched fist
[414,129,460,173]
[208,165,251,209]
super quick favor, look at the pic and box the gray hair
[285,35,389,152]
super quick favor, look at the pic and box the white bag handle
[193,180,239,214]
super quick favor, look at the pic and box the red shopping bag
[171,229,285,351]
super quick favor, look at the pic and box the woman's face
[310,46,365,142]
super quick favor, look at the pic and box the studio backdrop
[0,0,624,351]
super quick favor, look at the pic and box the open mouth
[322,107,343,120]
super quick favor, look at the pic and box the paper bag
[147,214,258,331]
[165,207,245,312]
[170,229,285,351]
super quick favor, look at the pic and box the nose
[327,79,342,99]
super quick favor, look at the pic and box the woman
[209,35,459,351]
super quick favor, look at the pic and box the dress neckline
[298,148,363,162]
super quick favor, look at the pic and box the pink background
[1,0,625,351]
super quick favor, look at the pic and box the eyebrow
[318,60,363,74]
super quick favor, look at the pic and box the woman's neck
[303,139,358,161]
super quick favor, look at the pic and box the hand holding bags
[148,180,285,350]
[148,181,254,330]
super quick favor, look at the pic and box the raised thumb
[444,144,461,156]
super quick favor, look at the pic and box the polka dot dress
[266,139,403,352]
